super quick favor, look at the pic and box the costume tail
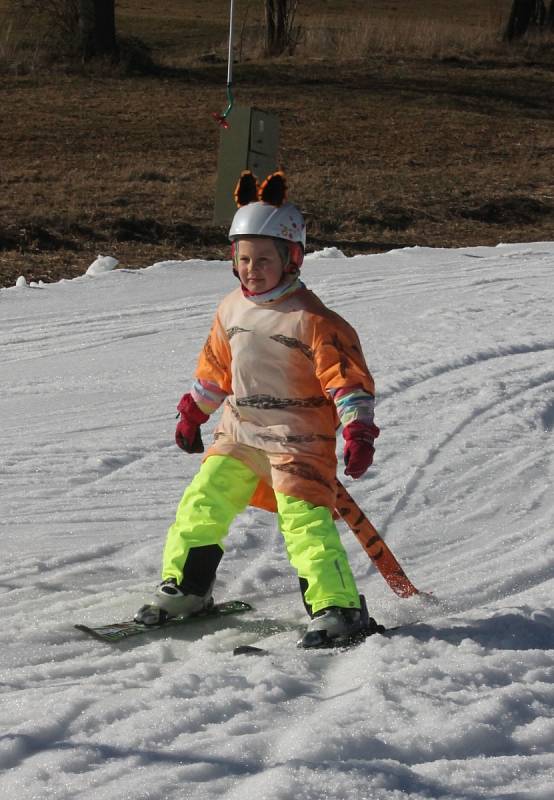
[335,481,421,598]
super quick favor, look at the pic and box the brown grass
[1,1,553,287]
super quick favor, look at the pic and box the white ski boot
[298,595,384,648]
[134,578,215,626]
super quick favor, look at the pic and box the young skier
[135,172,381,647]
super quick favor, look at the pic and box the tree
[78,0,118,61]
[10,0,156,72]
[18,0,119,61]
[503,0,547,40]
[547,0,554,28]
[265,0,300,56]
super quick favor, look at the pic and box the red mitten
[175,394,209,453]
[343,420,380,478]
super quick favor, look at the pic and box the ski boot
[134,578,215,626]
[297,595,385,648]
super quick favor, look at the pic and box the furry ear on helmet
[234,171,260,207]
[258,171,288,206]
[233,170,289,209]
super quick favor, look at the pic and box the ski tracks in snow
[1,245,553,799]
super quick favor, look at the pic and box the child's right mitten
[175,393,209,453]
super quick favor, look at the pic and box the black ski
[75,600,253,643]
[233,622,409,656]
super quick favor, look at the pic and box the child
[135,172,380,648]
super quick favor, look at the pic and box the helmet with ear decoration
[229,171,306,271]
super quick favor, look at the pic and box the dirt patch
[1,11,553,287]
[457,196,554,225]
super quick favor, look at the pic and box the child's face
[236,238,284,294]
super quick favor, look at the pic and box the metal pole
[227,0,234,87]
[212,0,235,128]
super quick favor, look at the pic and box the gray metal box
[214,106,279,225]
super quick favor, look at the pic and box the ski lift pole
[212,0,235,128]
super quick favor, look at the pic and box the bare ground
[1,52,553,287]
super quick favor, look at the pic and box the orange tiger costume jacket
[192,281,375,512]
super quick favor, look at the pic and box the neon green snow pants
[162,455,360,614]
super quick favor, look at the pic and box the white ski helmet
[229,201,306,250]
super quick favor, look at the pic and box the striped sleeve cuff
[191,379,228,415]
[331,387,375,428]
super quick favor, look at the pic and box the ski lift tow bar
[212,0,235,128]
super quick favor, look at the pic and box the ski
[233,623,406,657]
[75,600,253,643]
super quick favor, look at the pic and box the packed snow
[85,255,120,276]
[1,242,553,800]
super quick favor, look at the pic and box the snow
[305,246,346,260]
[1,242,553,799]
[86,254,120,275]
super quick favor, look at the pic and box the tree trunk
[547,0,554,28]
[265,0,291,56]
[79,0,118,60]
[504,0,547,40]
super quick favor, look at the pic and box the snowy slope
[1,243,553,800]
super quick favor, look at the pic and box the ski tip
[233,644,269,657]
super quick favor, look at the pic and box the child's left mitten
[343,420,380,478]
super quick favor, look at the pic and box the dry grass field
[1,0,553,287]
